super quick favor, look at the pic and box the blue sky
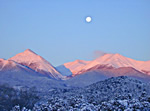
[0,0,150,66]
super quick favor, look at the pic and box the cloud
[93,50,107,59]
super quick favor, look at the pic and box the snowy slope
[56,65,72,76]
[75,54,150,75]
[0,58,29,71]
[63,60,90,76]
[0,59,68,91]
[66,66,150,87]
[9,49,64,80]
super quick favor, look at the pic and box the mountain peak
[9,49,42,64]
[9,49,64,80]
[114,53,122,56]
[74,60,86,64]
[97,53,126,62]
[63,59,90,75]
[101,53,123,58]
[24,49,37,55]
[74,53,150,75]
[110,53,125,60]
[25,49,32,51]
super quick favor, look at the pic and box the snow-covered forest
[1,76,150,111]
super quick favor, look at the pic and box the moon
[86,16,92,23]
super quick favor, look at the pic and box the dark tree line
[0,84,39,111]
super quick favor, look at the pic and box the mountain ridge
[1,49,150,83]
[66,53,150,75]
[9,49,64,80]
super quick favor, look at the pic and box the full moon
[86,16,92,23]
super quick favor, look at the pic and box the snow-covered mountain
[9,49,64,80]
[1,50,150,85]
[0,58,29,72]
[75,53,150,75]
[0,59,68,91]
[62,60,90,76]
[65,66,150,87]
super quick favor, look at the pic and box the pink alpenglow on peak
[64,53,150,75]
[0,58,28,71]
[9,49,64,80]
[63,59,90,75]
